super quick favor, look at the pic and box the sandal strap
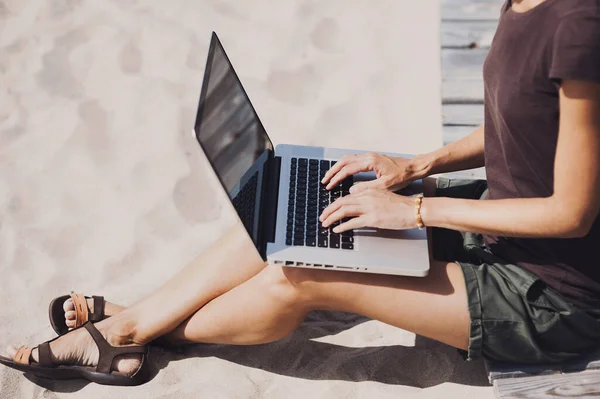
[82,322,146,374]
[14,346,33,365]
[37,342,53,367]
[70,293,89,328]
[89,296,105,322]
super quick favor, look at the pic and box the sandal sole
[0,353,150,386]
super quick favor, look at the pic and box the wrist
[419,196,431,229]
[404,153,435,181]
[414,195,425,229]
[420,197,447,229]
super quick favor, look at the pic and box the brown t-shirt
[483,0,600,308]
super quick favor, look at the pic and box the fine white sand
[0,0,493,397]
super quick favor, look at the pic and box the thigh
[285,260,470,351]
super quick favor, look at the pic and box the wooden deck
[441,0,498,145]
[486,347,600,397]
[440,1,600,397]
[441,0,499,146]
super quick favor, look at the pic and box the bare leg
[9,179,464,377]
[166,260,469,350]
[163,177,466,348]
[7,222,266,373]
[60,178,448,349]
[63,221,265,329]
[62,178,441,335]
[113,222,267,343]
[8,258,468,376]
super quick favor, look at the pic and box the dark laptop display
[194,33,276,253]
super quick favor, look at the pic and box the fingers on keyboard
[287,158,354,250]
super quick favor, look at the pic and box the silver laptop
[194,32,429,277]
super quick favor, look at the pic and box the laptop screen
[194,33,274,250]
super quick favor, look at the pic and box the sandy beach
[0,0,494,397]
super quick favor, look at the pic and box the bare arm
[322,81,600,239]
[422,80,600,238]
[321,125,486,192]
[406,124,485,180]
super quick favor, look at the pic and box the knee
[261,264,324,284]
[258,266,318,303]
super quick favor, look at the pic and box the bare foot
[7,319,142,376]
[64,297,126,329]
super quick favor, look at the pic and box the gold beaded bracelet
[415,194,425,230]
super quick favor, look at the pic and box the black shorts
[432,177,600,364]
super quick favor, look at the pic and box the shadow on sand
[23,310,489,392]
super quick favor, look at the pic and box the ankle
[101,314,143,346]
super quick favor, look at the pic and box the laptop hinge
[258,155,281,259]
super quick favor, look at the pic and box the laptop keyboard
[232,172,259,234]
[286,158,354,250]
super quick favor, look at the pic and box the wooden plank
[443,104,484,126]
[488,367,561,383]
[443,125,477,145]
[441,0,502,20]
[487,349,600,383]
[442,48,487,79]
[441,20,498,49]
[439,2,491,183]
[442,48,487,103]
[494,370,600,399]
[443,79,484,104]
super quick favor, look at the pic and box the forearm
[421,195,589,239]
[404,125,485,180]
[418,82,600,240]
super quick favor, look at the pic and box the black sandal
[49,293,106,335]
[0,322,150,386]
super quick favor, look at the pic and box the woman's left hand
[319,189,418,233]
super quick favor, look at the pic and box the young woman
[2,0,600,386]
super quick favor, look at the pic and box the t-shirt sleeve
[549,11,600,83]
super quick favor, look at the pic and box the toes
[63,299,74,312]
[5,345,38,363]
[65,310,76,321]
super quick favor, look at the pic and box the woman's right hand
[321,152,418,194]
